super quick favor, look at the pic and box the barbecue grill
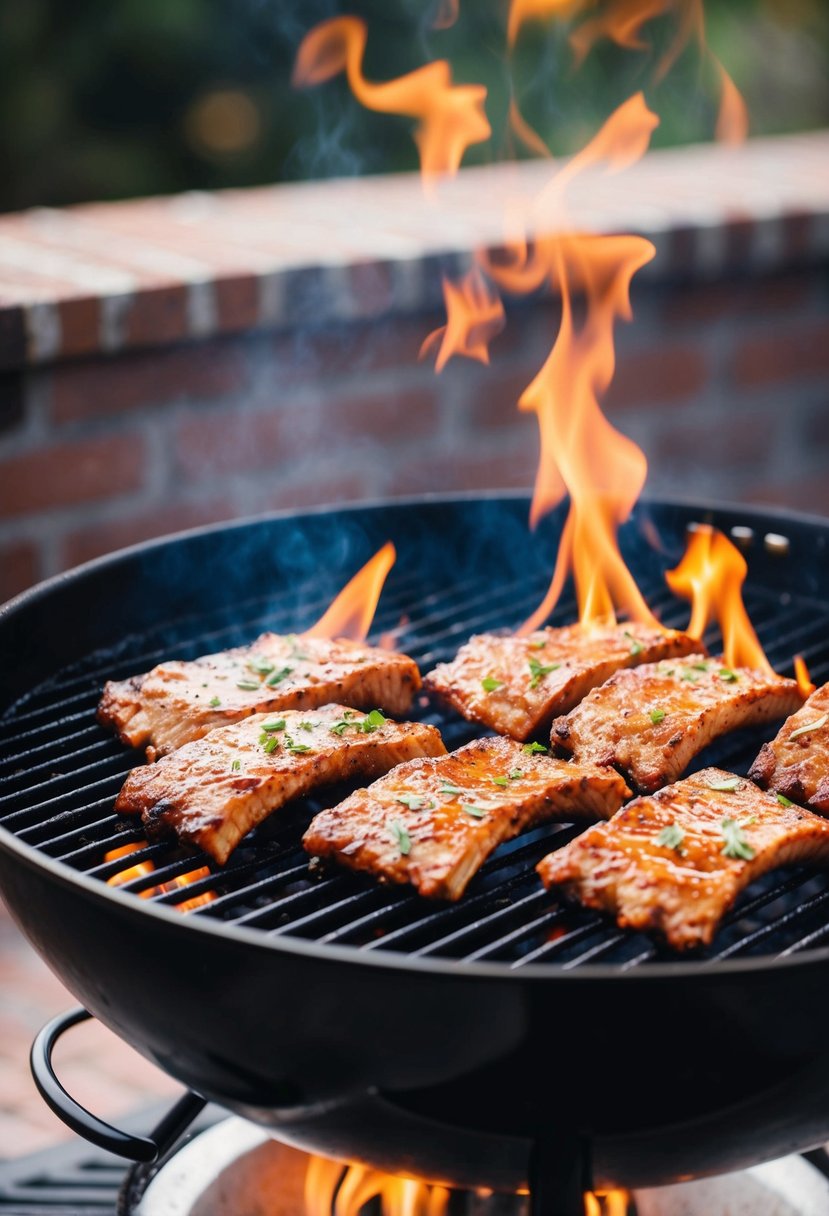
[2,494,829,1207]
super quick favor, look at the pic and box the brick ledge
[0,130,827,370]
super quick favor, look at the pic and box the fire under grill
[2,499,829,970]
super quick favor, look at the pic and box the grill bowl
[2,494,829,1189]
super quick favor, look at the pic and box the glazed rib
[114,705,445,865]
[552,654,803,793]
[424,622,699,742]
[99,633,421,759]
[303,736,631,900]
[749,682,829,814]
[537,767,829,950]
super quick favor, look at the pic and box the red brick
[650,410,777,474]
[732,320,829,387]
[256,473,371,512]
[0,433,146,518]
[216,273,259,333]
[51,340,249,424]
[743,474,829,520]
[391,444,537,496]
[606,344,708,410]
[0,540,40,601]
[263,313,441,385]
[123,285,190,349]
[59,497,236,569]
[662,273,813,328]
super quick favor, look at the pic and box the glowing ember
[665,525,773,672]
[104,842,215,912]
[420,268,506,372]
[292,16,490,185]
[306,542,397,642]
[794,654,816,698]
[304,1155,629,1216]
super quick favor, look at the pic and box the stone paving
[0,895,178,1159]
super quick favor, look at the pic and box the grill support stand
[529,1129,593,1216]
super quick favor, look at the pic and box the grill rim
[2,490,829,984]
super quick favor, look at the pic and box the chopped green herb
[624,630,644,657]
[209,696,221,708]
[530,638,548,650]
[266,666,294,687]
[660,666,675,677]
[523,741,548,755]
[261,719,286,732]
[721,817,755,861]
[390,820,411,856]
[528,658,561,688]
[509,769,524,780]
[262,736,280,754]
[284,736,312,754]
[656,823,685,853]
[491,775,509,787]
[481,676,504,693]
[360,709,387,733]
[236,680,261,691]
[329,720,352,736]
[298,721,315,732]
[649,708,666,725]
[231,759,241,772]
[789,713,829,741]
[462,804,489,818]
[692,660,711,672]
[438,781,464,798]
[709,777,742,792]
[247,656,275,676]
[680,669,698,683]
[776,792,794,808]
[396,793,430,810]
[718,667,739,683]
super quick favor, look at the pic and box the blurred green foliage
[1,0,827,212]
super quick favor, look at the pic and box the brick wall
[1,133,828,604]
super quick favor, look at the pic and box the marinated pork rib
[537,767,829,950]
[552,655,803,794]
[99,633,422,760]
[303,736,631,900]
[115,705,445,865]
[750,682,829,813]
[424,622,699,742]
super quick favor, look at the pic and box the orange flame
[665,525,772,672]
[794,654,816,698]
[292,17,490,184]
[508,95,554,160]
[306,542,396,642]
[420,268,506,371]
[507,0,578,49]
[303,1155,628,1216]
[104,842,215,912]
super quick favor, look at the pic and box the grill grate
[2,526,829,971]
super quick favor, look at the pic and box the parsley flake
[509,769,524,780]
[236,680,260,691]
[624,630,644,657]
[261,736,280,754]
[462,804,489,818]
[789,713,829,741]
[530,638,548,650]
[709,777,742,792]
[390,820,411,856]
[649,708,666,725]
[396,793,433,810]
[656,823,685,853]
[776,792,794,808]
[209,696,221,708]
[692,660,711,672]
[298,721,315,732]
[721,817,755,861]
[438,782,464,798]
[261,719,286,732]
[680,670,698,683]
[491,775,509,787]
[284,736,312,754]
[247,656,276,676]
[481,676,504,693]
[360,709,387,733]
[523,741,548,755]
[266,666,294,687]
[718,667,739,683]
[528,658,561,689]
[231,759,241,772]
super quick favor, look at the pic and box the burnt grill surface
[2,501,829,970]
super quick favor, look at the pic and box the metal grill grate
[2,520,829,971]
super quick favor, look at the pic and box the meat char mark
[424,622,700,742]
[98,632,422,760]
[537,767,829,951]
[749,682,829,814]
[552,654,803,794]
[303,736,631,901]
[114,705,445,865]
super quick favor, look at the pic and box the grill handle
[30,1006,207,1162]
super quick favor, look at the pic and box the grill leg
[528,1130,591,1216]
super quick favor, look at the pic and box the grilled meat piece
[424,622,699,742]
[552,655,803,794]
[115,705,445,865]
[99,633,421,760]
[750,682,829,813]
[303,736,631,900]
[537,767,829,950]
